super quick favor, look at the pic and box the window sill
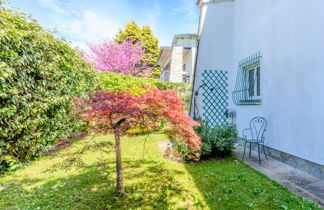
[239,99,262,104]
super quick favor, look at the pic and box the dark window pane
[257,67,260,96]
[248,69,255,97]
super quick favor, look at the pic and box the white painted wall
[189,47,197,84]
[192,1,234,120]
[174,38,197,48]
[193,0,324,165]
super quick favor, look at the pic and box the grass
[0,134,320,209]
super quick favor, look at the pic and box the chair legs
[242,141,267,164]
[242,141,248,160]
[249,142,252,157]
[257,144,261,164]
[262,143,268,159]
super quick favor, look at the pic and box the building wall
[183,50,190,82]
[160,64,170,82]
[169,46,184,82]
[189,47,197,84]
[193,0,324,166]
[192,1,234,121]
[174,38,197,48]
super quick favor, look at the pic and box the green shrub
[0,5,97,172]
[194,118,238,159]
[99,71,156,96]
[173,142,199,162]
[155,81,191,106]
[99,71,191,104]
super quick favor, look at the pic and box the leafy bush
[173,142,199,162]
[99,71,191,104]
[99,71,156,96]
[0,6,97,172]
[194,119,238,158]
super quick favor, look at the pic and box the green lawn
[0,134,320,209]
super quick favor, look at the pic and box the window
[182,73,189,83]
[232,52,262,105]
[182,64,187,72]
[246,66,260,99]
[248,68,255,96]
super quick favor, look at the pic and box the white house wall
[193,0,324,165]
[189,47,197,84]
[193,1,234,116]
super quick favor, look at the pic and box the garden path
[233,146,324,208]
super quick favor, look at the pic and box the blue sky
[7,0,199,49]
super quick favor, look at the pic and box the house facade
[158,34,198,84]
[191,0,324,178]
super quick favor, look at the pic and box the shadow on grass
[184,156,320,210]
[0,159,185,209]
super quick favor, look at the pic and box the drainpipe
[189,2,203,117]
[189,36,200,117]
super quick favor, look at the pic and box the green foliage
[194,118,238,158]
[0,6,97,172]
[173,142,197,162]
[114,21,161,78]
[99,71,157,96]
[99,71,190,104]
[155,81,191,106]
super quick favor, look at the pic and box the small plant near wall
[194,118,238,159]
[175,118,237,161]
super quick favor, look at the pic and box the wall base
[237,138,324,180]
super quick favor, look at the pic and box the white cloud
[35,0,123,49]
[56,10,121,41]
[29,0,198,48]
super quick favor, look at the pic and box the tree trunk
[114,127,125,196]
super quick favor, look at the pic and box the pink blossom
[85,40,153,77]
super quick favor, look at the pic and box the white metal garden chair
[241,117,267,164]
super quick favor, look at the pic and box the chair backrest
[249,117,267,142]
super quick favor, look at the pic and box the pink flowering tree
[85,40,153,77]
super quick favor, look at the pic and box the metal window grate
[202,70,229,127]
[232,52,262,105]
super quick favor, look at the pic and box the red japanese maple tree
[75,87,200,196]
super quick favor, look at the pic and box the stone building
[158,34,198,84]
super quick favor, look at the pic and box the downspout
[189,1,203,117]
[189,37,200,117]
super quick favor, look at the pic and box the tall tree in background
[115,21,161,78]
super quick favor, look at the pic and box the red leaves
[75,87,201,150]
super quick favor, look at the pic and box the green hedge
[99,71,191,104]
[0,6,97,171]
